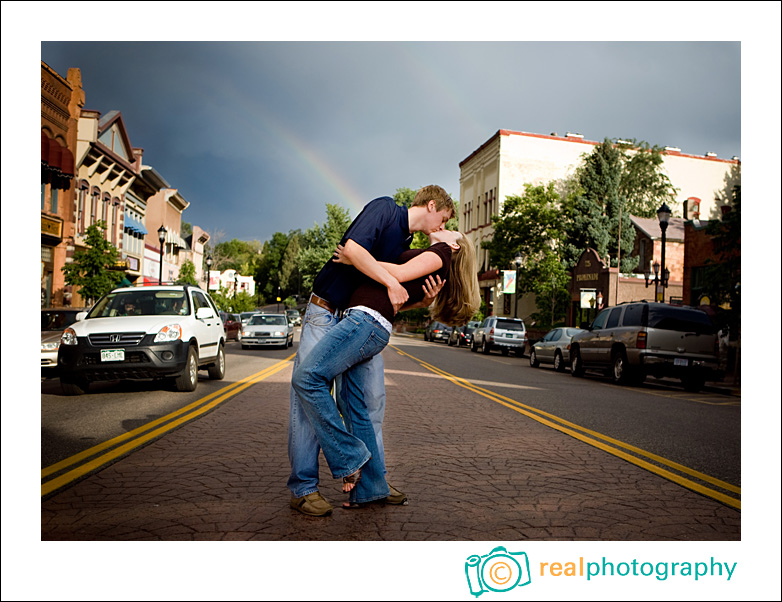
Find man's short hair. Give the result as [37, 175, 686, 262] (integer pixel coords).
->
[412, 184, 455, 217]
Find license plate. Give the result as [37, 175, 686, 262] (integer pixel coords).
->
[101, 348, 125, 362]
[506, 333, 513, 338]
[674, 358, 688, 367]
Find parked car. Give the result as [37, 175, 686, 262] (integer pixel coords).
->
[424, 321, 452, 343]
[41, 308, 88, 370]
[240, 311, 259, 326]
[569, 301, 721, 391]
[57, 285, 226, 395]
[529, 327, 582, 371]
[471, 316, 527, 356]
[219, 312, 243, 341]
[241, 313, 293, 349]
[286, 308, 302, 326]
[448, 320, 480, 347]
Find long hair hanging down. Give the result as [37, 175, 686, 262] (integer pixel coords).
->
[430, 233, 481, 327]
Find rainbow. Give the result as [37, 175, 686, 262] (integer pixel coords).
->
[207, 67, 368, 217]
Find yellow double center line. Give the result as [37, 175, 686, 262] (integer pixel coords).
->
[41, 355, 294, 497]
[391, 345, 741, 510]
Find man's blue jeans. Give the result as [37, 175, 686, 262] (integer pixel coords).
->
[287, 304, 388, 500]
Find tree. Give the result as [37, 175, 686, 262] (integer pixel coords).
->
[255, 231, 292, 302]
[562, 138, 674, 273]
[279, 231, 302, 298]
[176, 259, 198, 286]
[297, 203, 353, 291]
[701, 184, 741, 337]
[61, 221, 123, 305]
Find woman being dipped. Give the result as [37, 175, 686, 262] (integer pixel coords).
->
[290, 229, 480, 508]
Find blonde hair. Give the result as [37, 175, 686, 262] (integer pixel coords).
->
[430, 233, 481, 327]
[412, 184, 455, 217]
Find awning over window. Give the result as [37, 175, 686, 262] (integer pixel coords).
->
[41, 131, 75, 177]
[165, 230, 188, 249]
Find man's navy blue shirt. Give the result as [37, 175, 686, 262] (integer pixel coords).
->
[312, 196, 411, 310]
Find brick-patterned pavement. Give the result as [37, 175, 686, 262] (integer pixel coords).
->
[41, 340, 740, 541]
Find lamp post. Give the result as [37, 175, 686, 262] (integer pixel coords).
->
[205, 255, 212, 288]
[657, 202, 671, 303]
[644, 259, 670, 301]
[157, 225, 167, 285]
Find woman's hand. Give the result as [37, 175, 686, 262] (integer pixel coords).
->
[421, 275, 445, 306]
[332, 244, 352, 265]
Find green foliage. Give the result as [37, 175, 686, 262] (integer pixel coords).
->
[560, 138, 677, 272]
[176, 259, 198, 286]
[297, 203, 353, 291]
[254, 231, 292, 302]
[701, 184, 741, 337]
[210, 238, 262, 273]
[527, 250, 571, 328]
[61, 221, 123, 305]
[209, 286, 257, 313]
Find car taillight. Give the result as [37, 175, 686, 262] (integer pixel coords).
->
[636, 331, 647, 349]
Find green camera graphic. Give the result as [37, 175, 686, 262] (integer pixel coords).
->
[465, 546, 531, 597]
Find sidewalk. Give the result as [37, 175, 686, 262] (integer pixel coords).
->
[41, 337, 740, 541]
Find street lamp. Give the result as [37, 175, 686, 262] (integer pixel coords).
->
[657, 202, 671, 302]
[513, 252, 522, 318]
[157, 225, 167, 285]
[644, 259, 670, 300]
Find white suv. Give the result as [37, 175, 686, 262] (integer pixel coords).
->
[471, 316, 527, 357]
[57, 285, 225, 395]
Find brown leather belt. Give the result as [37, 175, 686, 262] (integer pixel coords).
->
[309, 293, 338, 314]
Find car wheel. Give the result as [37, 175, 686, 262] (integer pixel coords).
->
[236, 331, 242, 342]
[611, 350, 631, 385]
[207, 344, 226, 380]
[516, 347, 525, 358]
[241, 344, 249, 350]
[470, 339, 477, 352]
[175, 346, 199, 392]
[529, 348, 540, 368]
[61, 376, 89, 396]
[447, 336, 455, 347]
[501, 347, 509, 356]
[571, 349, 585, 377]
[480, 338, 491, 354]
[553, 351, 565, 372]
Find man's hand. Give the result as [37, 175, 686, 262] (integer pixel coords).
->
[387, 280, 409, 313]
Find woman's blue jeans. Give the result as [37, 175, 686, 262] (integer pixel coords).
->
[291, 308, 390, 503]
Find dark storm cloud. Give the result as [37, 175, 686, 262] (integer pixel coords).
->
[39, 40, 740, 244]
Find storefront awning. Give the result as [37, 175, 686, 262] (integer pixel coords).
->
[41, 131, 75, 177]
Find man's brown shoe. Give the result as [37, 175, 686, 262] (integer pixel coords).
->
[290, 491, 334, 516]
[386, 483, 408, 505]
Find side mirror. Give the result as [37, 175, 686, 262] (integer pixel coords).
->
[196, 307, 215, 320]
[75, 311, 87, 322]
[580, 321, 591, 330]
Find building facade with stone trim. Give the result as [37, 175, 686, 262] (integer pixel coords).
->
[458, 129, 740, 319]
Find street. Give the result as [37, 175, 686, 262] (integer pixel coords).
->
[41, 329, 740, 541]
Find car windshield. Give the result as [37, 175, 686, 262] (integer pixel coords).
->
[241, 312, 257, 321]
[496, 319, 524, 331]
[249, 315, 287, 326]
[41, 310, 80, 331]
[88, 291, 190, 317]
[647, 306, 715, 335]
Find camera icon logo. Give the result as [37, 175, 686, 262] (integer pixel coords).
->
[465, 546, 531, 597]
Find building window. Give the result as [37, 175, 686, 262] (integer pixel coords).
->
[90, 189, 99, 227]
[51, 188, 58, 214]
[41, 183, 46, 210]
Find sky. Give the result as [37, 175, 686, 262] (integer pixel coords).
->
[36, 33, 744, 245]
[4, 2, 782, 601]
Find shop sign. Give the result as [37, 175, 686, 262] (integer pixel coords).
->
[41, 216, 62, 238]
[501, 270, 517, 294]
[580, 290, 597, 309]
[126, 256, 139, 271]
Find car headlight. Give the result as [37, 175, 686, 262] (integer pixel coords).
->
[243, 330, 251, 336]
[273, 331, 286, 337]
[42, 341, 61, 351]
[61, 328, 78, 346]
[154, 324, 182, 342]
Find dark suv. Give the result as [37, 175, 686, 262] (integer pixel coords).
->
[569, 302, 721, 391]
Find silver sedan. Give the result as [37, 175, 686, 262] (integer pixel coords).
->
[529, 327, 582, 372]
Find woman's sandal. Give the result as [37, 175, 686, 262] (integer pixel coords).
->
[342, 468, 362, 493]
